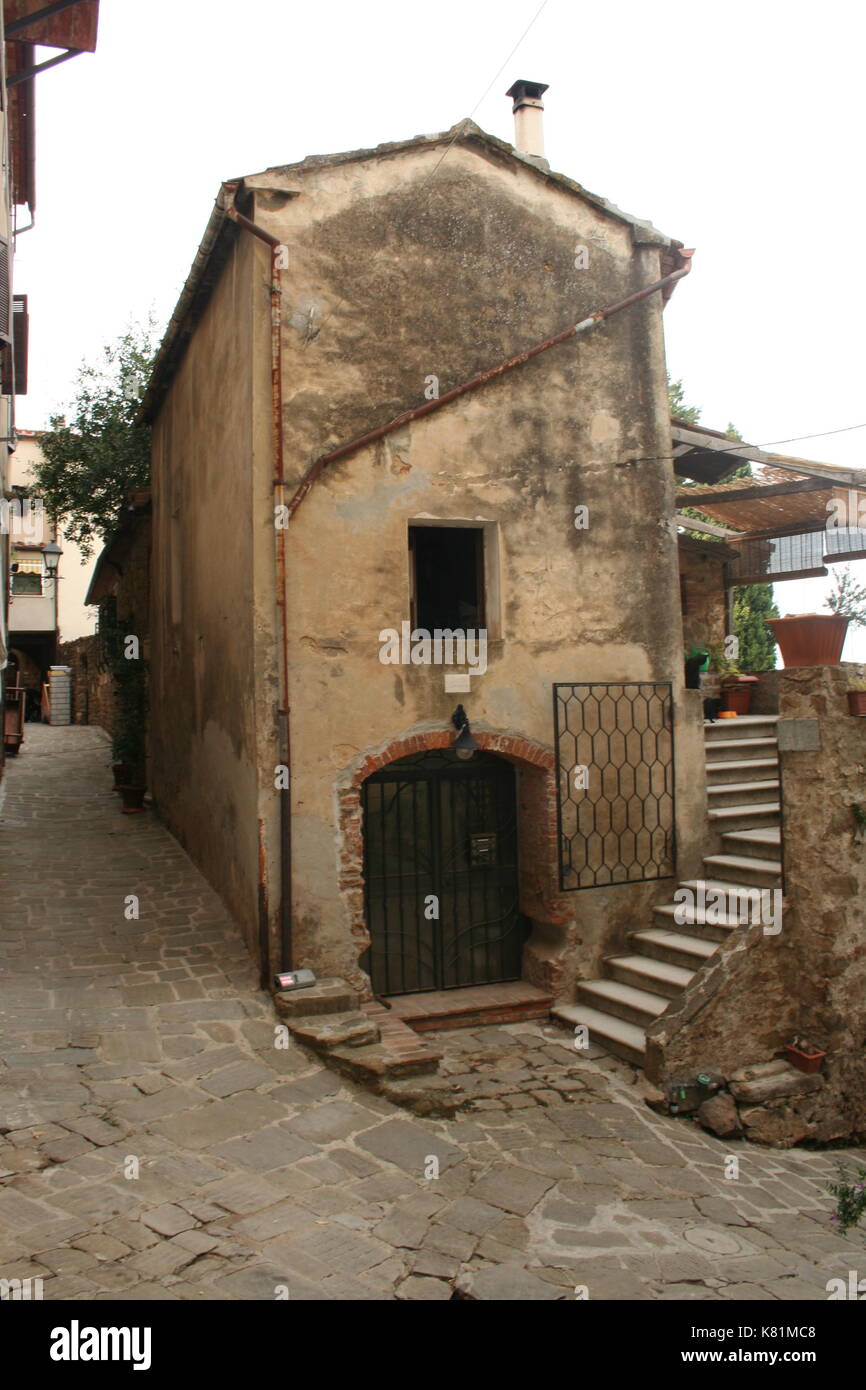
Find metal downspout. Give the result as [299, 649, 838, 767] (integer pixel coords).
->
[287, 252, 694, 519]
[225, 199, 293, 981]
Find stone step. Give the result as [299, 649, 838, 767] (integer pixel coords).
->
[550, 1002, 645, 1065]
[721, 827, 782, 858]
[707, 801, 781, 831]
[703, 715, 779, 741]
[707, 779, 780, 807]
[327, 1041, 442, 1083]
[629, 927, 718, 971]
[729, 1060, 822, 1106]
[678, 879, 783, 928]
[273, 977, 359, 1019]
[386, 982, 553, 1033]
[702, 852, 782, 888]
[605, 951, 695, 999]
[652, 901, 741, 942]
[286, 1010, 380, 1050]
[378, 1074, 466, 1118]
[575, 977, 669, 1028]
[705, 757, 779, 784]
[705, 737, 779, 761]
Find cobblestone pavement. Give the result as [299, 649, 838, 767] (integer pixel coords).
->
[1, 725, 864, 1302]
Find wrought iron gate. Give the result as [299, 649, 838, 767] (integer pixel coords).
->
[554, 682, 675, 891]
[361, 749, 528, 995]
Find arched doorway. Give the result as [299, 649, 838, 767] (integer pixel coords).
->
[361, 748, 529, 995]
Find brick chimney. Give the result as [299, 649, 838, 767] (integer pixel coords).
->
[506, 80, 549, 160]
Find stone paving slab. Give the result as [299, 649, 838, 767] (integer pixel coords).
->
[1, 726, 865, 1302]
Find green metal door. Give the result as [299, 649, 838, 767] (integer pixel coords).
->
[361, 749, 528, 995]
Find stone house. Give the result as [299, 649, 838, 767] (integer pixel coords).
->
[59, 489, 151, 735]
[6, 431, 99, 705]
[140, 84, 866, 1139]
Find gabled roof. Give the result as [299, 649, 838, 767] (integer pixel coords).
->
[84, 491, 151, 606]
[141, 121, 687, 424]
[239, 119, 681, 249]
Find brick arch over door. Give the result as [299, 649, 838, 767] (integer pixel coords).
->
[337, 728, 574, 997]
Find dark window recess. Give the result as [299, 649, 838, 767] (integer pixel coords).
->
[679, 574, 688, 614]
[410, 525, 484, 631]
[11, 568, 41, 595]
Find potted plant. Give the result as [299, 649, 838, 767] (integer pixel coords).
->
[827, 1162, 866, 1236]
[783, 1037, 827, 1074]
[709, 645, 758, 715]
[111, 653, 148, 814]
[767, 566, 866, 667]
[847, 677, 866, 717]
[111, 747, 131, 789]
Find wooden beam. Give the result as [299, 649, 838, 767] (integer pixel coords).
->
[732, 567, 828, 584]
[671, 423, 864, 487]
[675, 512, 739, 538]
[733, 522, 826, 542]
[676, 477, 830, 507]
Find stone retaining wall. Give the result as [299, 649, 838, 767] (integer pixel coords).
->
[57, 634, 115, 734]
[646, 662, 866, 1145]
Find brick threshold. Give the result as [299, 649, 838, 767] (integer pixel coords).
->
[361, 1000, 443, 1068]
[381, 982, 554, 1034]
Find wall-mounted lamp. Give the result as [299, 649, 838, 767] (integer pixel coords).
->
[451, 704, 480, 761]
[42, 540, 62, 578]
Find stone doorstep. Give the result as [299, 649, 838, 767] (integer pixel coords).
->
[273, 978, 359, 1019]
[269, 982, 443, 1096]
[327, 1042, 443, 1085]
[384, 983, 555, 1034]
[286, 1011, 379, 1051]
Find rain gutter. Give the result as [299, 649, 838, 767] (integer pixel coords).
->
[224, 196, 293, 981]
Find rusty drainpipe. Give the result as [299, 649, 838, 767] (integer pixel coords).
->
[287, 251, 695, 520]
[225, 196, 293, 982]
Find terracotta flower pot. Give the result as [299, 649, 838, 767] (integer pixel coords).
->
[118, 785, 147, 814]
[784, 1044, 826, 1075]
[766, 615, 849, 667]
[847, 691, 866, 717]
[721, 676, 758, 716]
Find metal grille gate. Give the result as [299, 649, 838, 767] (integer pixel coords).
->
[554, 682, 675, 892]
[361, 750, 528, 995]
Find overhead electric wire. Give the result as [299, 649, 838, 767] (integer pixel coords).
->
[310, 0, 552, 341]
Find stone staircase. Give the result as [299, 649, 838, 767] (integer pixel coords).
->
[272, 976, 474, 1114]
[552, 714, 782, 1066]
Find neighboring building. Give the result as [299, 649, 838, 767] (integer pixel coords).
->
[0, 0, 100, 772]
[6, 430, 97, 704]
[61, 489, 150, 734]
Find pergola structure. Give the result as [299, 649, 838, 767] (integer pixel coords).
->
[672, 419, 866, 586]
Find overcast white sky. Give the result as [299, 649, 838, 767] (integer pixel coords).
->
[14, 0, 866, 655]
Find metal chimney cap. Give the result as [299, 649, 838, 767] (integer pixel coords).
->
[506, 80, 549, 107]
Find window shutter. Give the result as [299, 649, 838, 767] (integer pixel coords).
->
[0, 238, 11, 346]
[2, 295, 28, 394]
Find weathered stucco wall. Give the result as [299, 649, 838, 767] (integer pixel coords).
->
[647, 663, 866, 1144]
[679, 537, 728, 657]
[149, 231, 277, 969]
[245, 141, 699, 993]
